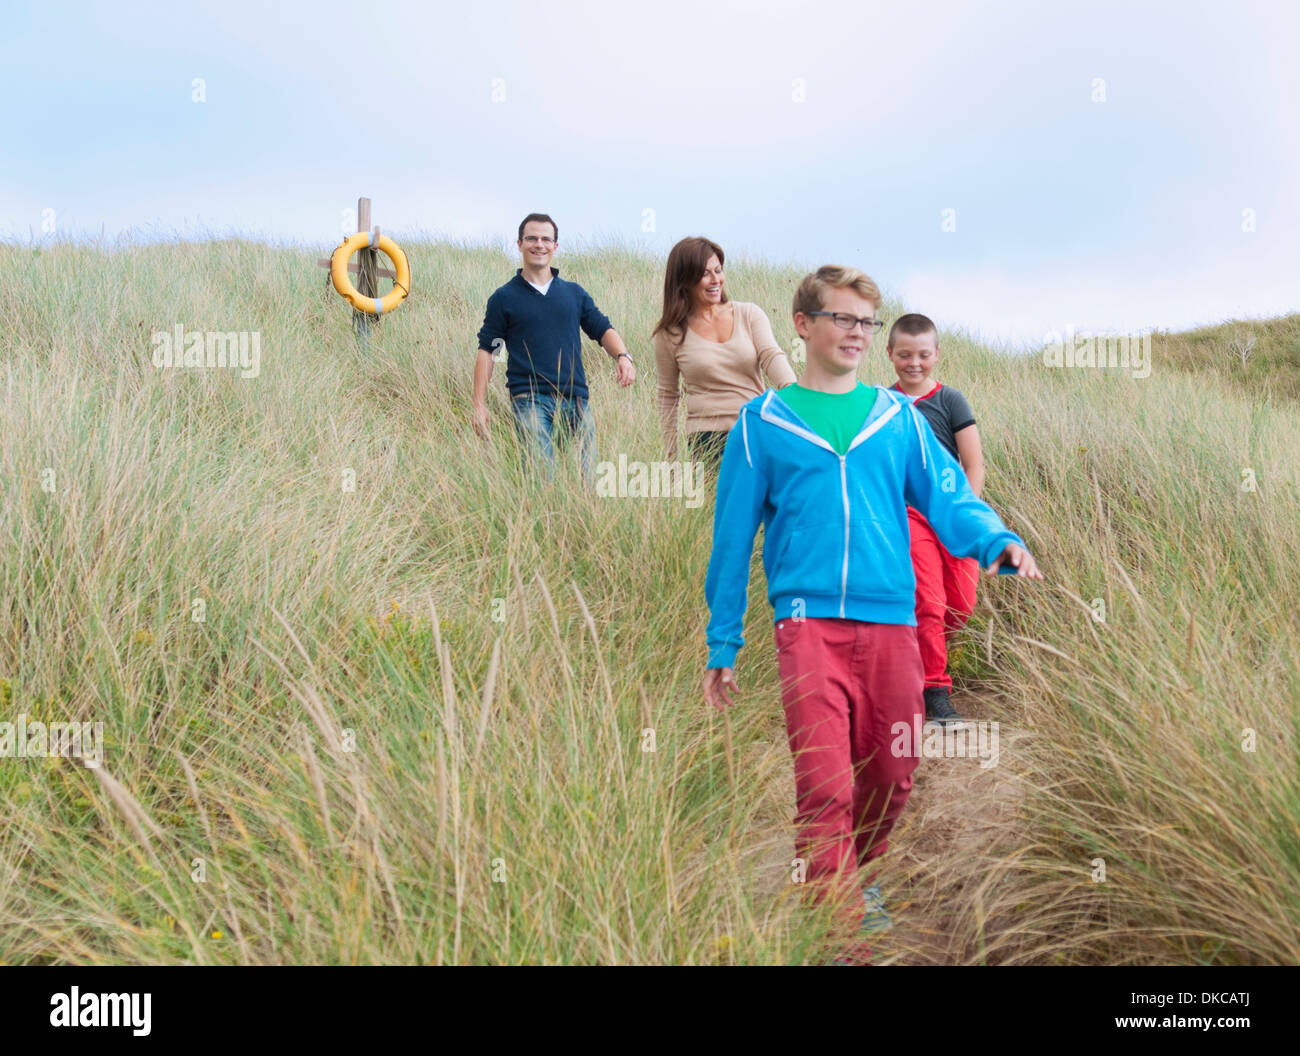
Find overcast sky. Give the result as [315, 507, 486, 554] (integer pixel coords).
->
[3, 0, 1297, 345]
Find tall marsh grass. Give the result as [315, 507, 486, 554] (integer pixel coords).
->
[0, 237, 1295, 963]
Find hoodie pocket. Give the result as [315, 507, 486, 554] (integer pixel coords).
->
[767, 520, 844, 600]
[844, 517, 912, 599]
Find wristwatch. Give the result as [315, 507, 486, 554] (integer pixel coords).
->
[617, 353, 633, 363]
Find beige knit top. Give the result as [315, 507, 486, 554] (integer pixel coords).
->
[654, 301, 797, 459]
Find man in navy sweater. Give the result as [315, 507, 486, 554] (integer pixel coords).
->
[473, 213, 635, 480]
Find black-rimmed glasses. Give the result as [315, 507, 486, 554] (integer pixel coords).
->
[807, 311, 884, 333]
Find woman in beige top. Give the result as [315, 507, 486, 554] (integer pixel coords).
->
[653, 236, 797, 463]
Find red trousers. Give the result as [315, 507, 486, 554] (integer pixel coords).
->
[907, 506, 978, 690]
[774, 617, 923, 925]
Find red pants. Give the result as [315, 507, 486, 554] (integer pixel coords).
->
[907, 506, 978, 690]
[774, 617, 923, 926]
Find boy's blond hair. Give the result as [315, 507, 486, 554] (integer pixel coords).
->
[792, 265, 882, 318]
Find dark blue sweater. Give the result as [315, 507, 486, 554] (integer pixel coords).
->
[476, 267, 613, 399]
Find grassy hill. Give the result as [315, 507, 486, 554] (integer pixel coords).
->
[0, 237, 1296, 964]
[1154, 313, 1300, 402]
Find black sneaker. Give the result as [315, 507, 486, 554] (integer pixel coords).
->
[923, 686, 966, 726]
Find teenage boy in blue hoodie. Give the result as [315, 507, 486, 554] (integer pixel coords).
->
[701, 266, 1041, 961]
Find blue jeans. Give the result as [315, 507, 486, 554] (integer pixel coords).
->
[509, 391, 596, 481]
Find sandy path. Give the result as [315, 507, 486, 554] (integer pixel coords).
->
[871, 689, 1028, 964]
[744, 689, 1029, 964]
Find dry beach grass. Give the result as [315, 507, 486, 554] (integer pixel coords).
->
[0, 238, 1296, 964]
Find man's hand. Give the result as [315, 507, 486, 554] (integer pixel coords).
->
[472, 349, 495, 438]
[704, 667, 739, 711]
[989, 543, 1042, 579]
[600, 330, 635, 387]
[615, 355, 635, 387]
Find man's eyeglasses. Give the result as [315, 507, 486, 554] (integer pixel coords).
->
[808, 311, 884, 333]
[522, 236, 556, 246]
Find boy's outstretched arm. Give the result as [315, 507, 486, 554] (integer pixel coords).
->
[955, 424, 986, 497]
[902, 405, 1042, 579]
[703, 409, 768, 708]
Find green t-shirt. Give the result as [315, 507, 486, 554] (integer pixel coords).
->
[776, 381, 879, 455]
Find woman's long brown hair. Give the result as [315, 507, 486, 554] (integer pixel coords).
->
[653, 236, 729, 346]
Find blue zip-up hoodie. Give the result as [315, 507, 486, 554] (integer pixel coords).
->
[704, 385, 1024, 670]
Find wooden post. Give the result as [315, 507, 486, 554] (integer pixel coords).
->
[318, 195, 397, 347]
[354, 196, 377, 343]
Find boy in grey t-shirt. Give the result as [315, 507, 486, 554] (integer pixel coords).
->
[886, 314, 986, 725]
